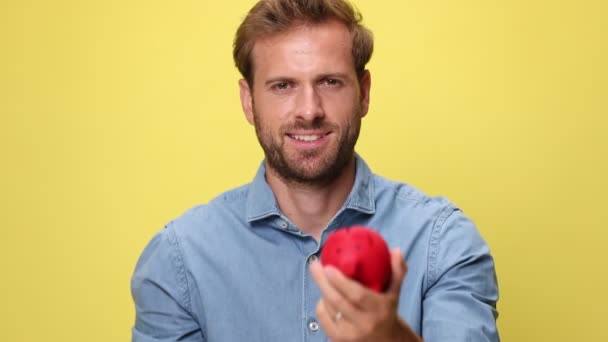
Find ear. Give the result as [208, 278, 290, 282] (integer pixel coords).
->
[239, 79, 255, 125]
[359, 70, 371, 118]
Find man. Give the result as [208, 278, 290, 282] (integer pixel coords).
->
[131, 0, 499, 341]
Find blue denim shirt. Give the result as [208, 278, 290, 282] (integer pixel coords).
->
[131, 156, 499, 341]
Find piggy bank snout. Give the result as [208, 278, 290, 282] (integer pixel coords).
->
[335, 253, 359, 278]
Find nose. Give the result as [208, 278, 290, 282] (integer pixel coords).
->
[295, 84, 324, 121]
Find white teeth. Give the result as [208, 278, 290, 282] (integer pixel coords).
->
[291, 135, 322, 142]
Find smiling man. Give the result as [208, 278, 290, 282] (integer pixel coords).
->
[238, 18, 369, 241]
[131, 1, 499, 341]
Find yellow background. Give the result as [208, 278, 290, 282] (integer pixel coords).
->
[1, 0, 606, 341]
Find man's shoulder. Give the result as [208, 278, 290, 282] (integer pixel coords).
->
[167, 182, 253, 233]
[371, 173, 456, 212]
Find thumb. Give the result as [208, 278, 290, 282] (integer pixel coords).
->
[386, 248, 407, 295]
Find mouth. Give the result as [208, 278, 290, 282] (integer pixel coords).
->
[285, 131, 332, 148]
[288, 134, 325, 142]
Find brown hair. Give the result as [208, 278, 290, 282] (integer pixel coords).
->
[233, 0, 374, 87]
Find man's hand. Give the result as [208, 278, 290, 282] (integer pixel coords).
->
[310, 248, 423, 342]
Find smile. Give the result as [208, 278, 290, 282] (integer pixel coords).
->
[289, 134, 324, 142]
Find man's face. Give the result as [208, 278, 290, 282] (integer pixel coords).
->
[239, 20, 371, 186]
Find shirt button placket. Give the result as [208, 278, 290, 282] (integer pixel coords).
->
[303, 241, 323, 340]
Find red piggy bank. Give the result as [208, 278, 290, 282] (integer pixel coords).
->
[320, 226, 392, 292]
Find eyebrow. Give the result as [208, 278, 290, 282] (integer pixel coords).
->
[317, 72, 351, 81]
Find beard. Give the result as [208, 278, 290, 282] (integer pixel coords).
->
[253, 110, 361, 188]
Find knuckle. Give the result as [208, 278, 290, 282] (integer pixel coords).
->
[351, 290, 366, 304]
[328, 294, 346, 308]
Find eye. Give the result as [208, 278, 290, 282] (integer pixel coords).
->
[321, 78, 342, 88]
[272, 82, 290, 91]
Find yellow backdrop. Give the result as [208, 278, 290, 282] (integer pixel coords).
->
[1, 0, 606, 341]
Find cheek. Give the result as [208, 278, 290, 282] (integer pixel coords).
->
[322, 92, 360, 116]
[254, 94, 294, 121]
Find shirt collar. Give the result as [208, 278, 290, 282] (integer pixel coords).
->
[246, 154, 376, 222]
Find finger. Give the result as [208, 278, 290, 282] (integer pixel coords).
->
[386, 248, 408, 295]
[316, 299, 358, 342]
[311, 262, 361, 320]
[310, 261, 341, 302]
[324, 265, 380, 310]
[316, 300, 341, 341]
[316, 299, 338, 331]
[310, 262, 348, 314]
[313, 289, 338, 326]
[315, 299, 331, 326]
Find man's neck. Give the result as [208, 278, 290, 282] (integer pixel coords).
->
[265, 159, 357, 241]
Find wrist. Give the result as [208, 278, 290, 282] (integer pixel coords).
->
[392, 318, 423, 342]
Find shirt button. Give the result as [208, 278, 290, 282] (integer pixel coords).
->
[308, 255, 318, 263]
[309, 321, 319, 332]
[279, 221, 288, 229]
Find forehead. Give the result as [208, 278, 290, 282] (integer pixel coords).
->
[250, 20, 355, 80]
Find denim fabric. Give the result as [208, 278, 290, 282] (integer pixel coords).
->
[131, 156, 499, 341]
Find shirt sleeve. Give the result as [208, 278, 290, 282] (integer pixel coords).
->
[422, 207, 500, 342]
[131, 224, 204, 342]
